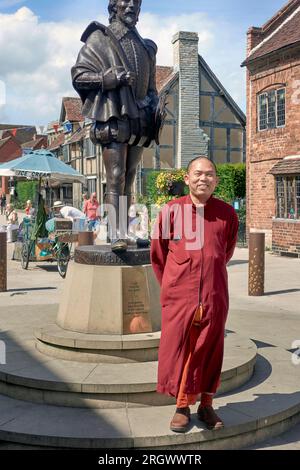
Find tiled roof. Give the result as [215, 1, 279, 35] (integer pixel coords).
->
[1, 127, 36, 145]
[62, 97, 84, 122]
[156, 66, 174, 92]
[0, 137, 11, 149]
[0, 124, 32, 130]
[262, 0, 299, 33]
[244, 2, 300, 65]
[47, 133, 65, 151]
[0, 136, 22, 162]
[269, 156, 300, 175]
[21, 136, 47, 150]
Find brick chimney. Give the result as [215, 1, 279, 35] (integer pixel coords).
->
[247, 27, 263, 56]
[172, 31, 208, 168]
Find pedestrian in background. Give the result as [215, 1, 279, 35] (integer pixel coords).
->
[81, 193, 88, 212]
[0, 193, 6, 216]
[83, 192, 100, 231]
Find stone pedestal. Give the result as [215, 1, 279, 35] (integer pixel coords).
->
[78, 231, 94, 246]
[57, 246, 161, 335]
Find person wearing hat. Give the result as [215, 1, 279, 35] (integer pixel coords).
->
[52, 201, 85, 221]
[46, 201, 86, 234]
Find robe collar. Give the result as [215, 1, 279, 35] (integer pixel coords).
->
[186, 193, 214, 210]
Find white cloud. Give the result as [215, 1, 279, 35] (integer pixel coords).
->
[0, 79, 6, 106]
[0, 7, 246, 125]
[139, 12, 215, 65]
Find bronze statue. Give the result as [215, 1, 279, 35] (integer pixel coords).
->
[72, 0, 160, 251]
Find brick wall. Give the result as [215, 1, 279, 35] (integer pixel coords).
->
[272, 219, 300, 256]
[246, 44, 300, 247]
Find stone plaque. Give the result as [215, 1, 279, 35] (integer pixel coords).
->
[123, 268, 152, 334]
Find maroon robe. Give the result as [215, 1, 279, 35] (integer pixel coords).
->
[151, 194, 239, 397]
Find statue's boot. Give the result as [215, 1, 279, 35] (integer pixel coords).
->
[126, 193, 150, 248]
[125, 193, 138, 246]
[105, 191, 127, 252]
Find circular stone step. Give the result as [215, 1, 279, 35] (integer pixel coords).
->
[0, 348, 298, 450]
[35, 325, 160, 363]
[0, 333, 256, 408]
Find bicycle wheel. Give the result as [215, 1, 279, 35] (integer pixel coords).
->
[57, 245, 70, 278]
[21, 240, 32, 270]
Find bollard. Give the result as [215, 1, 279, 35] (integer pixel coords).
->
[0, 232, 7, 292]
[248, 232, 265, 296]
[78, 231, 94, 247]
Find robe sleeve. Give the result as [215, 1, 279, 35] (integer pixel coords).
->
[150, 210, 169, 286]
[226, 210, 239, 264]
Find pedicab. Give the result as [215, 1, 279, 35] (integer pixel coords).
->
[20, 198, 75, 278]
[0, 149, 86, 278]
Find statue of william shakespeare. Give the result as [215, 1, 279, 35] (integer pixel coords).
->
[72, 0, 164, 252]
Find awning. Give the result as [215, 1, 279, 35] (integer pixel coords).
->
[269, 156, 300, 175]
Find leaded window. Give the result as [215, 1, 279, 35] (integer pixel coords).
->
[275, 175, 300, 219]
[258, 94, 267, 130]
[296, 176, 300, 218]
[268, 90, 276, 129]
[276, 176, 285, 219]
[258, 88, 285, 131]
[286, 177, 295, 218]
[277, 89, 286, 127]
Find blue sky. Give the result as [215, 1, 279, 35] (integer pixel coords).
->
[0, 0, 286, 27]
[0, 0, 290, 125]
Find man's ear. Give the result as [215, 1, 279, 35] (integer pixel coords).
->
[215, 176, 220, 186]
[184, 174, 189, 187]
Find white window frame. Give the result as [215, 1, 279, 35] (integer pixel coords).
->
[275, 175, 300, 220]
[258, 88, 286, 131]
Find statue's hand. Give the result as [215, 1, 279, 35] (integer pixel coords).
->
[102, 68, 126, 91]
[102, 69, 135, 91]
[120, 71, 136, 87]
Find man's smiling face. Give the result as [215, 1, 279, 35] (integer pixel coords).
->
[184, 158, 219, 204]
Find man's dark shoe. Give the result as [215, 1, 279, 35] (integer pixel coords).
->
[170, 407, 191, 433]
[197, 405, 224, 430]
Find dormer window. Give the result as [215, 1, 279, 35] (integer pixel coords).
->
[258, 88, 285, 131]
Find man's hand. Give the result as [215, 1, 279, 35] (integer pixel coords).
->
[102, 68, 135, 91]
